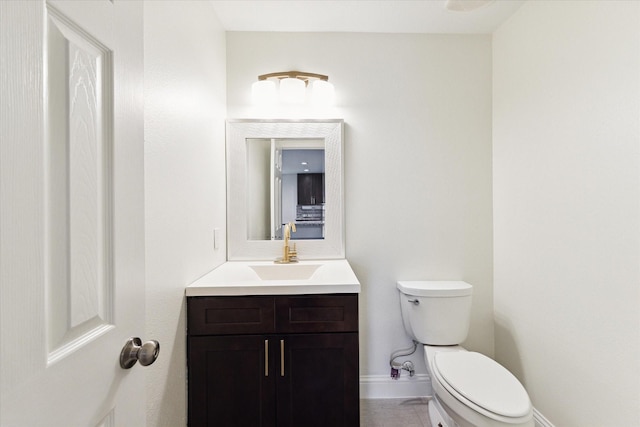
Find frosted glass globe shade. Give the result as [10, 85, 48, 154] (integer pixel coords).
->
[279, 78, 306, 104]
[251, 80, 276, 106]
[311, 80, 335, 106]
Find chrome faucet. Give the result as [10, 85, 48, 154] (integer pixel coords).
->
[276, 222, 298, 264]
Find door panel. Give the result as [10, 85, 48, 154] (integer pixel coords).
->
[46, 0, 116, 364]
[0, 1, 145, 425]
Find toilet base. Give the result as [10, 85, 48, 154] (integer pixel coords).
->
[429, 397, 459, 427]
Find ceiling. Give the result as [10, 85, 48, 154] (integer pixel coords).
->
[209, 0, 526, 34]
[282, 149, 325, 174]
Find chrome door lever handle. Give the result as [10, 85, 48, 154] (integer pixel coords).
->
[120, 337, 160, 369]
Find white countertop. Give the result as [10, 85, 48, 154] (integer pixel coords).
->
[185, 259, 361, 296]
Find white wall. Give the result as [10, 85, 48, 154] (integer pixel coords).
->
[493, 1, 640, 425]
[227, 32, 494, 389]
[144, 2, 226, 425]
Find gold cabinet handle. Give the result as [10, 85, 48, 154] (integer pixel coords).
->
[265, 340, 269, 377]
[280, 339, 285, 377]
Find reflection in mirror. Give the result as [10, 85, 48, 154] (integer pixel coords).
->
[246, 138, 325, 241]
[226, 119, 344, 260]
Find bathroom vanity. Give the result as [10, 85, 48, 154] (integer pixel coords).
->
[187, 120, 358, 425]
[186, 260, 360, 427]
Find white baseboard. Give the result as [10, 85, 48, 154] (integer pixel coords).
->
[359, 374, 432, 399]
[533, 408, 555, 427]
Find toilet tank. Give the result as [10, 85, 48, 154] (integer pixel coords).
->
[397, 281, 472, 345]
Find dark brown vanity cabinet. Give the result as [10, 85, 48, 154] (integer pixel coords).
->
[187, 294, 359, 427]
[297, 173, 324, 205]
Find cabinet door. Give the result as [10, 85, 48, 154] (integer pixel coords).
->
[188, 335, 276, 427]
[297, 173, 324, 205]
[312, 173, 324, 204]
[277, 333, 359, 427]
[297, 173, 312, 205]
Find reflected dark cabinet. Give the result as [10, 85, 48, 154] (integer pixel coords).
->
[187, 294, 359, 427]
[297, 173, 324, 205]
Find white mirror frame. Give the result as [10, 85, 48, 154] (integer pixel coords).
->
[226, 119, 345, 260]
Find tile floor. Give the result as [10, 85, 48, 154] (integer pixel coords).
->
[360, 398, 433, 427]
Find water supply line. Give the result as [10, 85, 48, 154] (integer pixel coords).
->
[389, 340, 418, 379]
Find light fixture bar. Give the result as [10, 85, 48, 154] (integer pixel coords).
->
[252, 71, 335, 106]
[258, 71, 329, 84]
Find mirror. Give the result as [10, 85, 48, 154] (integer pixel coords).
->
[227, 120, 344, 260]
[246, 138, 325, 241]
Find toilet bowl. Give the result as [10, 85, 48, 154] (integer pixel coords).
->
[424, 345, 533, 427]
[397, 281, 534, 427]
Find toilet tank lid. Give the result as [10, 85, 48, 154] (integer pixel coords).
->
[397, 281, 472, 297]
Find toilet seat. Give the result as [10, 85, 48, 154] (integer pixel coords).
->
[432, 351, 531, 421]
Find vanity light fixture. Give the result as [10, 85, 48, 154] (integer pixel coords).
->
[444, 0, 495, 12]
[251, 71, 335, 106]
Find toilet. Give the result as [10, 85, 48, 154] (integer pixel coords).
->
[397, 281, 534, 427]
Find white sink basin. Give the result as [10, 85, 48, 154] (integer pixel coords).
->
[250, 264, 321, 280]
[185, 260, 361, 296]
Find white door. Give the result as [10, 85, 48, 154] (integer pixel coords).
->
[0, 1, 147, 426]
[271, 140, 283, 240]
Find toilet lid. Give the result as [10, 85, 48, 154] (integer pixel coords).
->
[433, 351, 531, 418]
